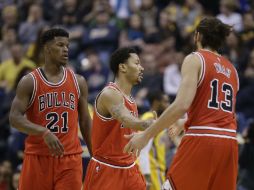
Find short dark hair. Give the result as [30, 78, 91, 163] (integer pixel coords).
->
[110, 47, 137, 75]
[196, 17, 231, 50]
[40, 28, 69, 46]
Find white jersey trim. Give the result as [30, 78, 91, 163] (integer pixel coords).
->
[184, 133, 237, 140]
[162, 179, 174, 190]
[193, 52, 205, 87]
[69, 69, 81, 99]
[94, 89, 114, 121]
[91, 157, 135, 169]
[27, 73, 37, 109]
[109, 82, 135, 104]
[37, 67, 67, 87]
[232, 66, 240, 91]
[189, 126, 236, 133]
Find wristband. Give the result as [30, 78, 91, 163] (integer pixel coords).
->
[42, 129, 50, 138]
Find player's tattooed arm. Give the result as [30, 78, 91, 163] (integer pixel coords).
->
[99, 88, 155, 131]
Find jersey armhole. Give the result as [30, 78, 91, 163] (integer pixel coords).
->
[69, 69, 81, 99]
[232, 66, 240, 91]
[94, 86, 120, 121]
[192, 52, 205, 87]
[27, 73, 37, 109]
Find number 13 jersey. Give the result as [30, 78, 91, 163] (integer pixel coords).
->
[25, 67, 82, 155]
[185, 49, 239, 132]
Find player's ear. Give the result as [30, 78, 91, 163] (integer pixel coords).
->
[44, 45, 49, 54]
[119, 63, 126, 73]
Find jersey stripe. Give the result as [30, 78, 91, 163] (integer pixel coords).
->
[69, 69, 80, 98]
[189, 126, 236, 133]
[94, 90, 114, 121]
[184, 133, 237, 140]
[232, 66, 240, 91]
[92, 157, 135, 169]
[27, 73, 37, 109]
[193, 52, 205, 87]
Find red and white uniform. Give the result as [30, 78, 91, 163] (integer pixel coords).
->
[164, 49, 239, 190]
[83, 82, 146, 190]
[19, 67, 83, 190]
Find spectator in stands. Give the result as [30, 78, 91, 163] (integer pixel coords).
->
[221, 31, 249, 73]
[119, 13, 145, 49]
[239, 11, 254, 49]
[0, 42, 35, 93]
[0, 160, 12, 190]
[139, 91, 170, 190]
[217, 0, 243, 32]
[176, 0, 203, 39]
[10, 170, 21, 190]
[238, 120, 254, 190]
[138, 0, 159, 43]
[77, 49, 110, 103]
[163, 51, 184, 101]
[0, 5, 19, 32]
[0, 26, 17, 63]
[26, 26, 49, 67]
[82, 6, 119, 66]
[236, 49, 254, 119]
[54, 0, 84, 59]
[18, 4, 47, 47]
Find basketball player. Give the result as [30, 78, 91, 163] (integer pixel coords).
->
[124, 17, 239, 190]
[138, 91, 169, 190]
[83, 47, 155, 190]
[9, 28, 92, 190]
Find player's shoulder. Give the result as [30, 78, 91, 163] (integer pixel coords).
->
[184, 52, 202, 63]
[19, 73, 34, 86]
[100, 85, 121, 98]
[98, 86, 123, 105]
[16, 73, 34, 94]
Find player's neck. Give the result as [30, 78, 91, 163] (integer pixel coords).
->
[114, 79, 132, 96]
[42, 64, 63, 76]
[201, 47, 221, 57]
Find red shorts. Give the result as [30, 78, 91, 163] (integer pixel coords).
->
[165, 136, 238, 190]
[19, 154, 82, 190]
[83, 157, 146, 190]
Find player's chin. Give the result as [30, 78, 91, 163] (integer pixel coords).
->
[136, 78, 142, 84]
[60, 60, 68, 66]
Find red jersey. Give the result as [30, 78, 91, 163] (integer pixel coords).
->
[92, 82, 138, 166]
[185, 49, 239, 138]
[25, 67, 82, 155]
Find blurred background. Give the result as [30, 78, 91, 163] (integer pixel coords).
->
[0, 0, 253, 189]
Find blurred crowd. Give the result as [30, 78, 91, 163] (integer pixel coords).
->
[0, 0, 254, 189]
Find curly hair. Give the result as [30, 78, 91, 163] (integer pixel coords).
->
[109, 47, 137, 76]
[40, 28, 69, 46]
[196, 17, 232, 50]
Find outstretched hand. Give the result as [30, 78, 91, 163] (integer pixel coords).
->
[123, 132, 149, 157]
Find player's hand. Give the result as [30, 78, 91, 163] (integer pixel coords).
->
[123, 132, 149, 157]
[43, 131, 64, 157]
[151, 110, 157, 120]
[168, 125, 182, 139]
